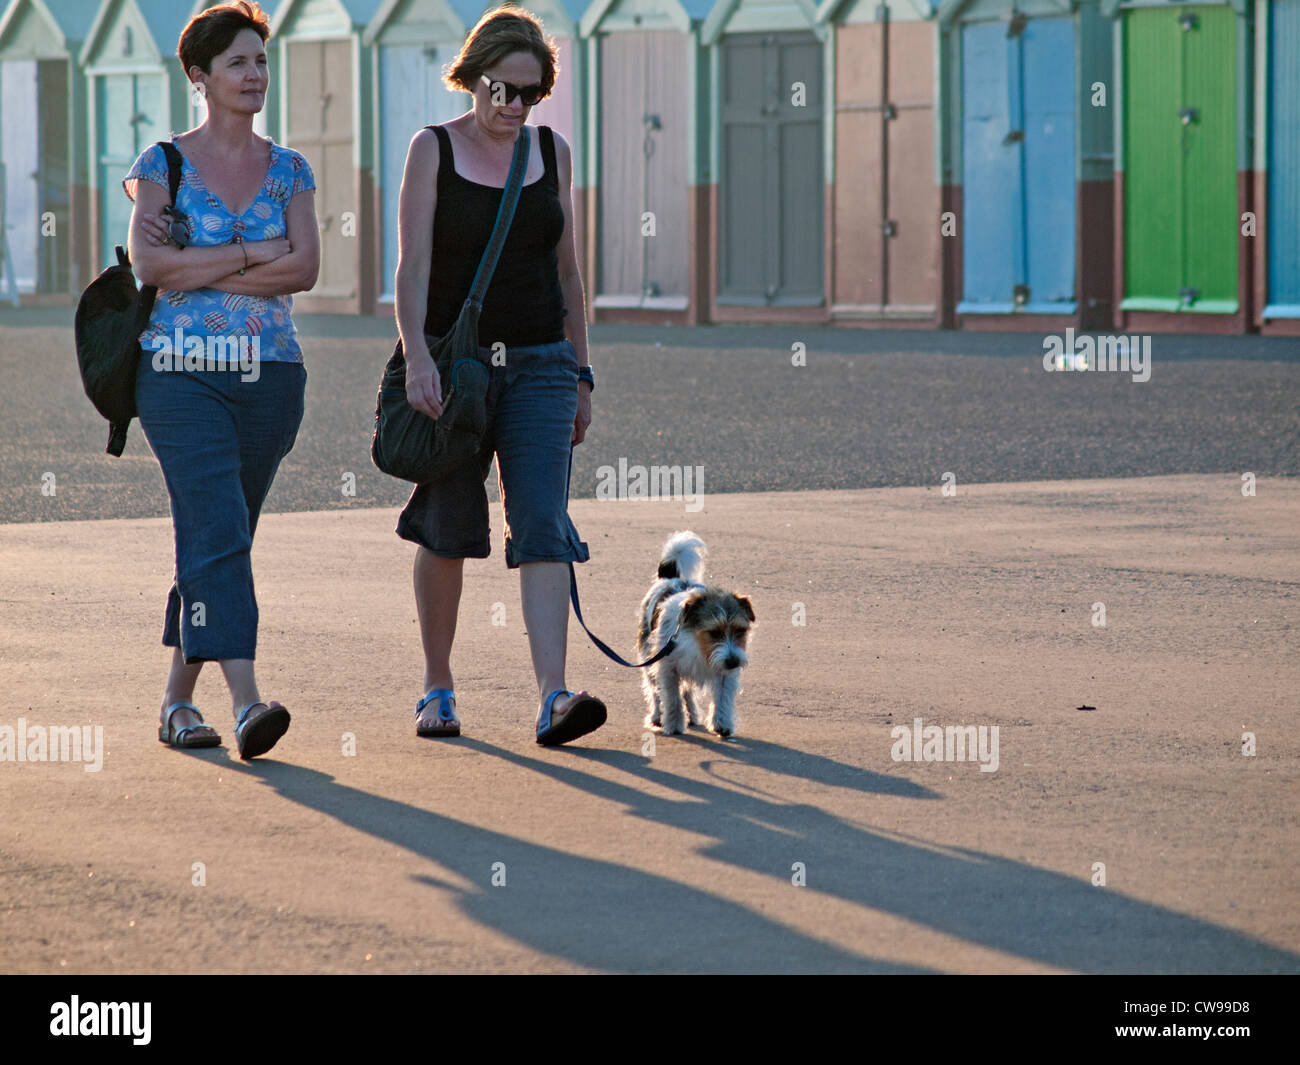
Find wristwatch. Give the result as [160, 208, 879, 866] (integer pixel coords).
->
[576, 365, 594, 392]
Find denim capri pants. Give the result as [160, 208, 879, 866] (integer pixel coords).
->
[134, 351, 306, 663]
[397, 338, 590, 568]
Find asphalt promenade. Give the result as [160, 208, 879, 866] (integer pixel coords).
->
[0, 312, 1296, 972]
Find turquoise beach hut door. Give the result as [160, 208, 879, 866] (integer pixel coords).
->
[959, 16, 1076, 314]
[97, 70, 162, 269]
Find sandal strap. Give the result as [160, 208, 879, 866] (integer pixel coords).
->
[416, 688, 457, 721]
[537, 689, 573, 733]
[174, 722, 215, 741]
[235, 702, 269, 729]
[163, 701, 202, 731]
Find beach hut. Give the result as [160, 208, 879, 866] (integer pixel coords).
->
[826, 0, 943, 327]
[580, 0, 717, 324]
[80, 0, 197, 274]
[1254, 0, 1299, 336]
[701, 0, 830, 323]
[941, 0, 1114, 331]
[1108, 0, 1250, 334]
[272, 0, 382, 314]
[0, 0, 97, 301]
[365, 0, 486, 308]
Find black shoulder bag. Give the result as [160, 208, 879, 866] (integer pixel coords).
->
[371, 125, 530, 485]
[74, 141, 182, 456]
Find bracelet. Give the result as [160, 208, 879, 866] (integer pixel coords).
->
[238, 240, 248, 276]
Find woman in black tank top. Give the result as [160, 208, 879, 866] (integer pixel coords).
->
[388, 8, 604, 746]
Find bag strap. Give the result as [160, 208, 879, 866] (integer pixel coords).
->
[464, 125, 531, 307]
[114, 142, 182, 271]
[561, 442, 679, 669]
[157, 140, 182, 207]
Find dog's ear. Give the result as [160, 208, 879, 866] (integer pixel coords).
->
[735, 594, 756, 622]
[680, 590, 705, 627]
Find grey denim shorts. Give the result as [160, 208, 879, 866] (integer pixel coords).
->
[396, 338, 590, 568]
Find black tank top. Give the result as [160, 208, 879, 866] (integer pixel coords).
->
[425, 123, 567, 346]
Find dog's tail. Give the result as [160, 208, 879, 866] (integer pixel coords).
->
[657, 531, 707, 583]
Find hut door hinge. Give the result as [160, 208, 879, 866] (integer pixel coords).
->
[1013, 284, 1030, 307]
[882, 103, 897, 121]
[1003, 129, 1025, 145]
[1007, 12, 1028, 38]
[1179, 107, 1199, 126]
[882, 220, 898, 238]
[1179, 13, 1199, 32]
[1179, 287, 1199, 306]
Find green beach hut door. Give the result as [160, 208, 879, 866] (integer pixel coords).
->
[1122, 4, 1237, 314]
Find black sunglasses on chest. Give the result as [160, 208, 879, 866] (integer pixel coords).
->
[161, 204, 191, 248]
[480, 74, 545, 107]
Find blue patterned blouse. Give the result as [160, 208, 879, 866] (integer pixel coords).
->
[123, 136, 316, 363]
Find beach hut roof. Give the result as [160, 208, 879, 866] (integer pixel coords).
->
[581, 0, 719, 37]
[271, 0, 383, 35]
[365, 1, 596, 47]
[1099, 0, 1245, 15]
[701, 0, 824, 44]
[0, 0, 98, 52]
[936, 0, 1075, 23]
[80, 0, 199, 65]
[817, 0, 935, 19]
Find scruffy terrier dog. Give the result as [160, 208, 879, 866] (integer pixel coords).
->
[638, 532, 756, 737]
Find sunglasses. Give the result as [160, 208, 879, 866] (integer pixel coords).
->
[480, 75, 545, 107]
[161, 205, 191, 248]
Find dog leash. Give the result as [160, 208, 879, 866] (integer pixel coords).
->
[564, 442, 678, 669]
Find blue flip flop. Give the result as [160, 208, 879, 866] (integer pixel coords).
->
[416, 688, 460, 737]
[536, 688, 606, 747]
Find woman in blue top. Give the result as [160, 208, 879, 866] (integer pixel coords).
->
[124, 1, 319, 759]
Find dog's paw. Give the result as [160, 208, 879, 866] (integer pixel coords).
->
[712, 726, 734, 738]
[660, 722, 685, 736]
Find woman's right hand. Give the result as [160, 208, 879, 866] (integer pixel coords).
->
[249, 237, 292, 266]
[404, 345, 444, 419]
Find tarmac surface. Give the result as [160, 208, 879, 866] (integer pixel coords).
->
[1, 308, 1297, 522]
[0, 313, 1296, 973]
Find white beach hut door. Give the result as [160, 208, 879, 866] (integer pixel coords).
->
[378, 42, 459, 303]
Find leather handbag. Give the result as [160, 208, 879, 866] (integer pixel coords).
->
[371, 125, 531, 484]
[74, 141, 182, 456]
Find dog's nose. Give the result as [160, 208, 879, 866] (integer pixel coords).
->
[724, 655, 740, 670]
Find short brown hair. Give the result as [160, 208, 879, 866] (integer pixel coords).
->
[443, 5, 559, 99]
[178, 1, 271, 80]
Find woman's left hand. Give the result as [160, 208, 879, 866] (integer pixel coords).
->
[139, 210, 171, 247]
[573, 383, 592, 445]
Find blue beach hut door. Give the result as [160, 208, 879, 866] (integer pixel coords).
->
[959, 16, 1077, 315]
[1265, 0, 1300, 320]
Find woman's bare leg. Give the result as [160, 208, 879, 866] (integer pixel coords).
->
[158, 648, 207, 733]
[519, 561, 586, 716]
[414, 547, 463, 727]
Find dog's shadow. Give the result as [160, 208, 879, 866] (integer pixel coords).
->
[455, 739, 1300, 974]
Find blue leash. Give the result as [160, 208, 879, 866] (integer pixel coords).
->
[564, 441, 677, 669]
